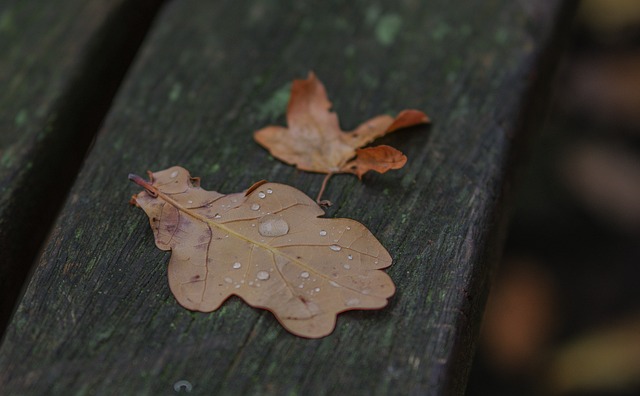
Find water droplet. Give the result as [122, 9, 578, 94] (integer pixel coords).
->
[224, 277, 233, 284]
[319, 230, 327, 236]
[187, 200, 193, 204]
[235, 284, 241, 289]
[256, 271, 270, 280]
[329, 281, 340, 287]
[251, 223, 256, 227]
[173, 380, 192, 392]
[329, 245, 342, 251]
[258, 216, 289, 237]
[346, 226, 351, 231]
[250, 203, 260, 211]
[232, 262, 241, 269]
[214, 214, 221, 219]
[343, 263, 351, 270]
[314, 287, 320, 292]
[170, 171, 178, 178]
[347, 255, 353, 260]
[298, 284, 304, 288]
[248, 281, 254, 286]
[258, 192, 266, 199]
[362, 289, 371, 295]
[346, 298, 360, 306]
[300, 271, 310, 278]
[266, 188, 273, 194]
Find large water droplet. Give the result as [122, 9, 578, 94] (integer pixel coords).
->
[224, 277, 233, 284]
[256, 270, 270, 280]
[347, 255, 353, 260]
[300, 271, 310, 278]
[314, 287, 320, 292]
[329, 245, 341, 251]
[170, 171, 178, 178]
[266, 188, 273, 194]
[250, 203, 260, 211]
[319, 230, 327, 236]
[258, 216, 289, 237]
[258, 192, 266, 199]
[232, 262, 242, 269]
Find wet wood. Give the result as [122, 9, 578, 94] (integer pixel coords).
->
[0, 0, 163, 333]
[0, 1, 572, 394]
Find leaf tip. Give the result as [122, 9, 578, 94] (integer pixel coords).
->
[385, 109, 431, 134]
[129, 194, 140, 207]
[245, 180, 269, 196]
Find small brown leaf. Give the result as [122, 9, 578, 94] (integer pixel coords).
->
[343, 145, 408, 179]
[130, 166, 395, 338]
[254, 72, 429, 201]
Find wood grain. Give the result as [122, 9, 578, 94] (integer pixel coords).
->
[0, 0, 570, 394]
[0, 0, 163, 333]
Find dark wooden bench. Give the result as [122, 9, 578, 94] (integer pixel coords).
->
[0, 1, 573, 394]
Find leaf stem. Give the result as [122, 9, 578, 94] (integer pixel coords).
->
[316, 172, 334, 206]
[128, 173, 158, 197]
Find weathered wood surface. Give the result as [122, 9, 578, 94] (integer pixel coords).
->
[0, 0, 163, 333]
[0, 0, 569, 394]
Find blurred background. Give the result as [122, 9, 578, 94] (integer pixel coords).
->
[466, 1, 640, 395]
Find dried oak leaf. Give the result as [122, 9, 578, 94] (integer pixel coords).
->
[254, 72, 429, 200]
[130, 166, 395, 338]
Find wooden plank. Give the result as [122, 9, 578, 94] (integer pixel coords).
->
[0, 0, 163, 332]
[0, 0, 571, 394]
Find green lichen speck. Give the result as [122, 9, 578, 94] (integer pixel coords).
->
[257, 82, 291, 120]
[169, 83, 182, 102]
[0, 11, 15, 33]
[14, 109, 28, 127]
[375, 14, 402, 46]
